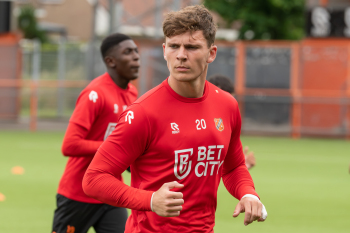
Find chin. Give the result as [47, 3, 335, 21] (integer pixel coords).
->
[129, 75, 138, 80]
[172, 73, 199, 82]
[126, 73, 139, 80]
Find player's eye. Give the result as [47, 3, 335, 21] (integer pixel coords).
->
[124, 49, 132, 54]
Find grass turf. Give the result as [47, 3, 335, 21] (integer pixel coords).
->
[0, 131, 349, 233]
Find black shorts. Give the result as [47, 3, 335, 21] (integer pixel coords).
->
[52, 194, 128, 233]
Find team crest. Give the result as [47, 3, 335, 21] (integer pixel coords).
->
[174, 148, 193, 180]
[214, 118, 224, 132]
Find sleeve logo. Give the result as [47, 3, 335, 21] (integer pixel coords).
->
[125, 111, 134, 124]
[89, 91, 98, 103]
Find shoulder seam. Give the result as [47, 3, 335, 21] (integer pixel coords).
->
[136, 84, 165, 104]
[134, 103, 152, 152]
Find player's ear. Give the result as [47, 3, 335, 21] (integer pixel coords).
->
[104, 56, 116, 68]
[162, 43, 167, 61]
[206, 44, 217, 64]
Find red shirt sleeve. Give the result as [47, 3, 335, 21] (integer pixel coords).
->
[222, 102, 259, 200]
[61, 122, 103, 157]
[70, 88, 102, 130]
[83, 103, 153, 210]
[61, 89, 104, 157]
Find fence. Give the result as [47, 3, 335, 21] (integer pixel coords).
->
[0, 36, 349, 138]
[135, 39, 350, 138]
[0, 33, 21, 122]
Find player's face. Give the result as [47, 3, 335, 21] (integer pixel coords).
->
[163, 30, 217, 83]
[109, 40, 140, 80]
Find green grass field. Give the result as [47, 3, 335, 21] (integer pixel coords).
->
[0, 131, 349, 233]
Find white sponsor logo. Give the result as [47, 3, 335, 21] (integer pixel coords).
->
[171, 122, 180, 134]
[125, 111, 134, 124]
[114, 104, 119, 114]
[89, 90, 98, 103]
[123, 105, 128, 111]
[344, 7, 350, 37]
[104, 122, 117, 140]
[174, 145, 224, 179]
[311, 7, 331, 37]
[174, 148, 193, 180]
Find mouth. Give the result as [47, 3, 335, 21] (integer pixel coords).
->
[130, 66, 140, 71]
[175, 66, 189, 72]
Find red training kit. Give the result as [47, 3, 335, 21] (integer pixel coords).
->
[83, 79, 258, 231]
[58, 72, 137, 203]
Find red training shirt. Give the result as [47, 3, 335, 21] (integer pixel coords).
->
[58, 72, 137, 203]
[83, 78, 258, 231]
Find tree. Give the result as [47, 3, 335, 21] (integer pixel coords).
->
[18, 5, 47, 43]
[203, 0, 305, 40]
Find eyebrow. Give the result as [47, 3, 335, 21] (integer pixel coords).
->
[167, 42, 202, 47]
[121, 46, 138, 51]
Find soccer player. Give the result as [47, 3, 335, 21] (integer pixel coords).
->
[207, 74, 235, 95]
[83, 5, 267, 232]
[52, 33, 139, 233]
[208, 74, 256, 169]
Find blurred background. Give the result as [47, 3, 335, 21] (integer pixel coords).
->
[1, 0, 349, 137]
[0, 0, 349, 233]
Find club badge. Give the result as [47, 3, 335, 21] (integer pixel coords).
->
[214, 118, 224, 132]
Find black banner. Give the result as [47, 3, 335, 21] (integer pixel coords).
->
[0, 1, 11, 34]
[306, 7, 350, 38]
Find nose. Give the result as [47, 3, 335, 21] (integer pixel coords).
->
[176, 46, 187, 62]
[132, 50, 140, 61]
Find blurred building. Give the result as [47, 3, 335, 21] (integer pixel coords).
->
[14, 0, 95, 41]
[307, 0, 350, 8]
[13, 0, 235, 41]
[12, 0, 190, 40]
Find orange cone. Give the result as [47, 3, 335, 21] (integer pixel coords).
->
[0, 193, 5, 202]
[11, 166, 24, 175]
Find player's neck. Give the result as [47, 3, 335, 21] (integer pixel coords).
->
[168, 75, 206, 98]
[108, 71, 129, 89]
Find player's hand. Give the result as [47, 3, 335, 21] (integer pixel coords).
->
[152, 181, 184, 217]
[233, 196, 267, 226]
[244, 146, 256, 169]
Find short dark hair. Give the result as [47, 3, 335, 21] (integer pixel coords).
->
[208, 74, 234, 94]
[162, 5, 217, 48]
[100, 33, 131, 58]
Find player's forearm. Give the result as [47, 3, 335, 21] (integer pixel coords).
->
[83, 166, 153, 211]
[62, 139, 102, 157]
[61, 122, 103, 157]
[222, 164, 259, 200]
